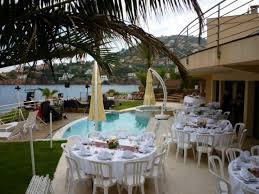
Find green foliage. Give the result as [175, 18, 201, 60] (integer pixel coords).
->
[0, 109, 29, 123]
[0, 141, 64, 194]
[106, 89, 120, 96]
[38, 88, 58, 99]
[115, 100, 143, 110]
[138, 42, 157, 68]
[181, 76, 201, 89]
[156, 67, 166, 80]
[136, 71, 147, 87]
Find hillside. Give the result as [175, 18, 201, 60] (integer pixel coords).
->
[0, 35, 206, 85]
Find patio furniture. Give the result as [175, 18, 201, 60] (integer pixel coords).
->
[223, 111, 230, 119]
[231, 129, 248, 149]
[91, 161, 118, 194]
[65, 155, 92, 194]
[233, 123, 245, 138]
[214, 133, 235, 167]
[67, 135, 82, 147]
[119, 160, 148, 194]
[211, 171, 232, 194]
[61, 143, 70, 190]
[145, 150, 167, 194]
[228, 156, 259, 194]
[0, 121, 25, 140]
[0, 121, 18, 132]
[251, 145, 259, 156]
[225, 148, 242, 162]
[208, 155, 224, 178]
[26, 175, 54, 194]
[70, 136, 156, 183]
[196, 134, 214, 167]
[176, 131, 195, 164]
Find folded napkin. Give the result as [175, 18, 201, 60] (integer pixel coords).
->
[139, 146, 151, 154]
[97, 150, 112, 160]
[73, 142, 83, 150]
[197, 128, 209, 134]
[122, 150, 135, 159]
[240, 151, 251, 162]
[79, 146, 91, 156]
[232, 160, 242, 171]
[118, 131, 128, 139]
[176, 123, 184, 129]
[81, 138, 91, 145]
[144, 140, 155, 147]
[142, 132, 155, 141]
[206, 119, 214, 124]
[240, 168, 256, 181]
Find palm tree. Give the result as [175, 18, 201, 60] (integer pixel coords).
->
[0, 0, 203, 78]
[38, 88, 58, 100]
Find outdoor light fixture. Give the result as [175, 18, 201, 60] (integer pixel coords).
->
[64, 81, 70, 88]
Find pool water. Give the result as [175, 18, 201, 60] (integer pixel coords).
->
[63, 111, 150, 138]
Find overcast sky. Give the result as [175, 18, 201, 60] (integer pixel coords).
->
[1, 0, 258, 73]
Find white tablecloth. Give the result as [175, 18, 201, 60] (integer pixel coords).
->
[183, 96, 205, 107]
[228, 157, 259, 194]
[71, 140, 156, 182]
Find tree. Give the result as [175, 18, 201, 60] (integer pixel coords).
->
[0, 0, 203, 79]
[38, 88, 58, 100]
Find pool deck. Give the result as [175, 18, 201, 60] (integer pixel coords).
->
[1, 102, 183, 142]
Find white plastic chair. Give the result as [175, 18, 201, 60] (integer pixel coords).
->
[208, 155, 224, 178]
[210, 171, 232, 194]
[223, 111, 230, 119]
[61, 143, 70, 190]
[214, 133, 235, 167]
[233, 123, 245, 138]
[231, 129, 247, 149]
[145, 150, 167, 194]
[225, 148, 242, 162]
[65, 154, 91, 194]
[176, 131, 195, 164]
[67, 135, 82, 147]
[217, 120, 232, 130]
[251, 145, 259, 156]
[196, 134, 214, 167]
[120, 160, 148, 194]
[91, 161, 118, 194]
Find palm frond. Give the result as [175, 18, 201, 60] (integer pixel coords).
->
[0, 0, 203, 78]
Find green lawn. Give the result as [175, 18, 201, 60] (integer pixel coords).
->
[114, 100, 143, 110]
[0, 108, 30, 123]
[0, 141, 64, 194]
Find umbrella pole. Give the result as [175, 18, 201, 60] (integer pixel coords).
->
[94, 62, 99, 131]
[29, 127, 36, 175]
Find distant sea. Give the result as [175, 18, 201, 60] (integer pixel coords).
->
[0, 84, 139, 106]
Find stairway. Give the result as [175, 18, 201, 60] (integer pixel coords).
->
[156, 93, 183, 102]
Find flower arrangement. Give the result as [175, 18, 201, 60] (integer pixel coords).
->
[197, 119, 207, 128]
[107, 137, 119, 149]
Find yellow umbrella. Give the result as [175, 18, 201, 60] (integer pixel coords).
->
[88, 62, 106, 130]
[143, 70, 156, 105]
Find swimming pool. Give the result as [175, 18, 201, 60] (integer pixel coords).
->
[62, 111, 150, 138]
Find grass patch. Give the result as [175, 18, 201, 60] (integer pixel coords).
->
[114, 100, 143, 110]
[0, 108, 30, 123]
[0, 141, 64, 194]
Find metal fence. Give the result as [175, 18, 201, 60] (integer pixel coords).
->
[174, 0, 259, 59]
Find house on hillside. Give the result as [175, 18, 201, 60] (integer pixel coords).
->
[58, 73, 74, 81]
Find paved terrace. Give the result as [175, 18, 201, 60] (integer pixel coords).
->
[1, 113, 85, 142]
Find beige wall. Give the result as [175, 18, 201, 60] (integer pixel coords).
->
[207, 13, 259, 47]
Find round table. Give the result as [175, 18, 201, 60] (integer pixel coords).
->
[70, 139, 156, 182]
[228, 157, 259, 194]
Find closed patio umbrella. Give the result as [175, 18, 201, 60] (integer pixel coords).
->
[88, 62, 106, 130]
[143, 70, 156, 105]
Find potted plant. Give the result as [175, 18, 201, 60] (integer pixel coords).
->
[38, 88, 58, 100]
